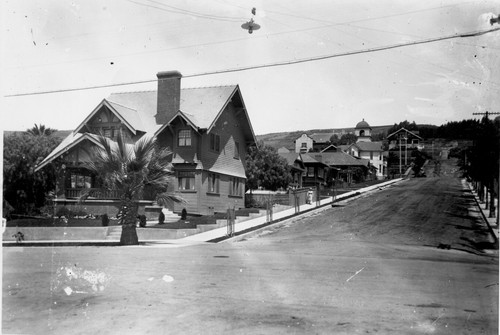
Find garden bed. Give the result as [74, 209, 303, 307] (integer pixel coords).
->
[6, 208, 263, 229]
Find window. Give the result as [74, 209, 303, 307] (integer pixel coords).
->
[178, 130, 191, 147]
[370, 152, 373, 160]
[210, 133, 220, 152]
[178, 171, 195, 191]
[230, 177, 242, 196]
[208, 173, 219, 193]
[234, 141, 240, 159]
[301, 143, 307, 148]
[307, 167, 315, 177]
[70, 174, 92, 189]
[318, 168, 324, 178]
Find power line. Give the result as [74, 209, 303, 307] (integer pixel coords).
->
[126, 0, 244, 22]
[5, 27, 499, 98]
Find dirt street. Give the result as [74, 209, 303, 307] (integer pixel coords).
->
[3, 159, 498, 334]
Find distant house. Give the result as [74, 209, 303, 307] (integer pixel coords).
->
[346, 119, 387, 179]
[346, 141, 386, 179]
[35, 70, 256, 216]
[315, 150, 371, 184]
[301, 153, 329, 189]
[387, 128, 423, 150]
[294, 132, 336, 153]
[278, 152, 306, 188]
[294, 134, 314, 153]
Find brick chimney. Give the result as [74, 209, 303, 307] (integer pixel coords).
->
[156, 70, 182, 125]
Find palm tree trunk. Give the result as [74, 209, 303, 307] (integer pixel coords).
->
[118, 198, 139, 245]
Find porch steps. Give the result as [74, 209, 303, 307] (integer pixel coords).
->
[106, 226, 122, 240]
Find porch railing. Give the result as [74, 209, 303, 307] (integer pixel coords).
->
[65, 188, 121, 199]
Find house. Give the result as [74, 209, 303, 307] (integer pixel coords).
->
[346, 119, 387, 179]
[346, 141, 386, 179]
[387, 128, 423, 150]
[294, 134, 314, 153]
[316, 150, 371, 184]
[277, 151, 306, 188]
[309, 132, 335, 152]
[301, 153, 330, 189]
[35, 70, 256, 216]
[294, 133, 335, 153]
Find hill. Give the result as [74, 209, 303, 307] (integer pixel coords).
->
[256, 125, 394, 150]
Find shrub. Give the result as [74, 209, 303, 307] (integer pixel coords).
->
[138, 215, 147, 227]
[158, 211, 165, 225]
[181, 208, 187, 220]
[55, 206, 70, 218]
[101, 213, 109, 226]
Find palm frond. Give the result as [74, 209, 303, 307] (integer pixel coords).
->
[155, 192, 186, 207]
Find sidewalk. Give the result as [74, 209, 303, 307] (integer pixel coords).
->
[466, 181, 499, 242]
[3, 178, 404, 247]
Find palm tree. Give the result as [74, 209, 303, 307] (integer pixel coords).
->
[27, 124, 57, 136]
[82, 135, 183, 245]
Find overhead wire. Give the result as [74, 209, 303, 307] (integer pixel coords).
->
[9, 1, 488, 70]
[126, 0, 244, 22]
[5, 26, 500, 97]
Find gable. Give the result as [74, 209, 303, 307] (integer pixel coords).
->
[74, 99, 142, 136]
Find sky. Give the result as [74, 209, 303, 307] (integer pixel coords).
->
[1, 0, 499, 135]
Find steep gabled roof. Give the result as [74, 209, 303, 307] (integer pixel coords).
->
[154, 85, 256, 144]
[35, 132, 102, 171]
[314, 151, 370, 167]
[302, 153, 330, 167]
[278, 152, 306, 172]
[38, 84, 257, 172]
[321, 144, 338, 152]
[387, 127, 423, 140]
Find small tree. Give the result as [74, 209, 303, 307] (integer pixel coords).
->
[81, 135, 183, 245]
[245, 141, 292, 191]
[339, 133, 358, 145]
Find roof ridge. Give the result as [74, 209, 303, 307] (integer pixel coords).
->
[106, 99, 138, 111]
[182, 84, 237, 90]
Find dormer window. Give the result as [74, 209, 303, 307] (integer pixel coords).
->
[178, 129, 191, 147]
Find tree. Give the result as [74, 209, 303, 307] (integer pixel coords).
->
[329, 134, 340, 146]
[245, 141, 292, 191]
[3, 132, 62, 215]
[338, 133, 358, 145]
[81, 135, 183, 245]
[26, 124, 57, 136]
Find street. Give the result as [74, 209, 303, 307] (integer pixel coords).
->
[3, 159, 498, 334]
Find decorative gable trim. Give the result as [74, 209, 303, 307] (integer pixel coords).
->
[154, 111, 200, 136]
[35, 133, 103, 171]
[74, 99, 138, 136]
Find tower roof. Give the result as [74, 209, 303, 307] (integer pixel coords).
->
[355, 119, 371, 129]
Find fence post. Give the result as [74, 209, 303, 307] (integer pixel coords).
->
[266, 199, 273, 223]
[227, 207, 235, 237]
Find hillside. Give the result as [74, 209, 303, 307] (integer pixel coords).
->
[256, 125, 393, 150]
